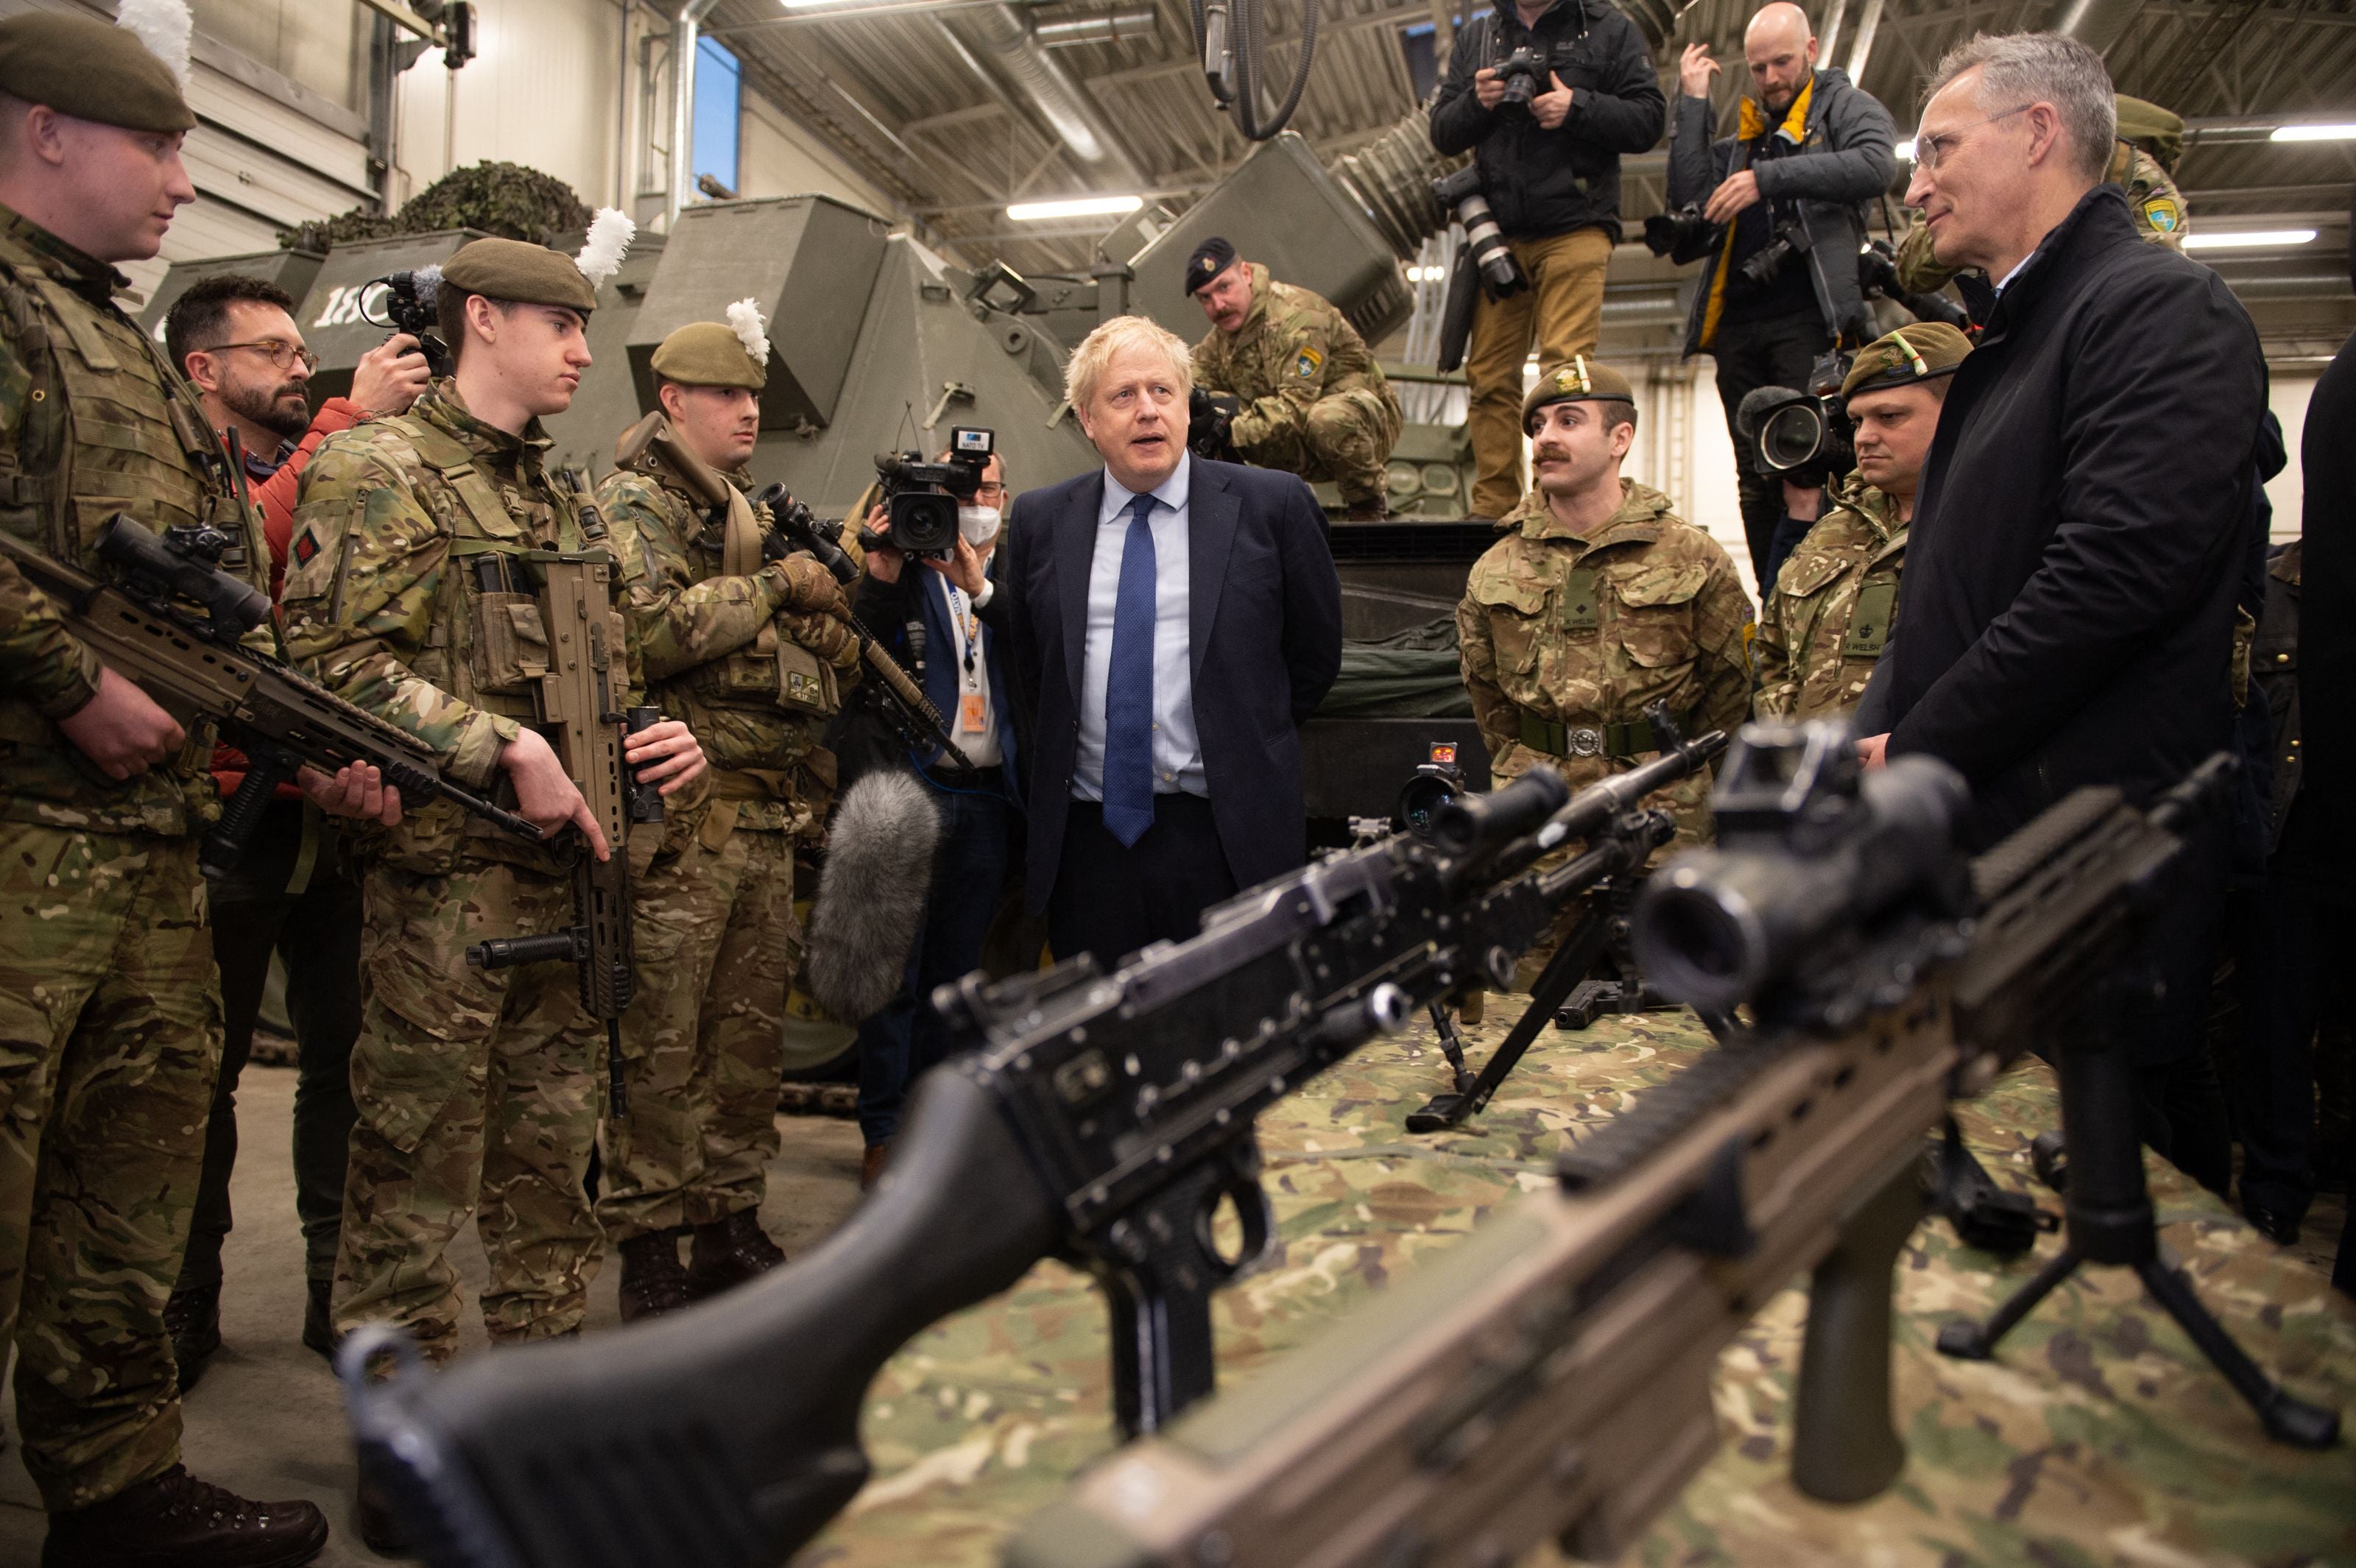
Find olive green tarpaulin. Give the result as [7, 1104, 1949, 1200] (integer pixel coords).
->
[1313, 616, 1474, 718]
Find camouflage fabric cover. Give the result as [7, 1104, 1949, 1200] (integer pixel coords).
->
[1894, 141, 2186, 294]
[0, 204, 264, 836]
[599, 819, 797, 1242]
[795, 1003, 2356, 1567]
[1191, 264, 1403, 506]
[0, 827, 219, 1511]
[1753, 471, 1905, 721]
[1457, 479, 1752, 844]
[333, 859, 604, 1358]
[281, 160, 593, 254]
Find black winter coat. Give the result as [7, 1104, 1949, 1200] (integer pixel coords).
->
[1871, 185, 2266, 842]
[1428, 0, 1664, 243]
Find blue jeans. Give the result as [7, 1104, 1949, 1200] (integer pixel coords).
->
[855, 783, 1012, 1147]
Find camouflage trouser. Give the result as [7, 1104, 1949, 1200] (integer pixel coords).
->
[0, 824, 217, 1510]
[1238, 386, 1400, 506]
[332, 858, 603, 1362]
[597, 814, 794, 1242]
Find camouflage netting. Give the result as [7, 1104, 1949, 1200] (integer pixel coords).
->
[279, 160, 593, 252]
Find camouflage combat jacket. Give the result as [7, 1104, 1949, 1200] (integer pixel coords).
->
[1457, 480, 1752, 840]
[1752, 473, 1905, 721]
[281, 381, 643, 875]
[1192, 264, 1400, 449]
[1895, 140, 2184, 293]
[599, 439, 857, 839]
[0, 205, 265, 835]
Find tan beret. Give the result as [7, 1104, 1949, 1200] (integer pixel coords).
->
[0, 13, 194, 135]
[649, 322, 766, 391]
[440, 238, 597, 315]
[1840, 322, 1972, 403]
[1523, 356, 1635, 431]
[2113, 94, 2184, 176]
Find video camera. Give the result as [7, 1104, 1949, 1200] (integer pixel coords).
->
[360, 269, 454, 379]
[1735, 347, 1855, 488]
[1492, 45, 1551, 108]
[870, 425, 995, 559]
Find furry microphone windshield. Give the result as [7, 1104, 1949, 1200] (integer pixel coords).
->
[806, 771, 942, 1023]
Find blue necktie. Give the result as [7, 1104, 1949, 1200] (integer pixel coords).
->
[1101, 492, 1158, 847]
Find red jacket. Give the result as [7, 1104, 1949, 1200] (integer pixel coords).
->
[212, 398, 369, 799]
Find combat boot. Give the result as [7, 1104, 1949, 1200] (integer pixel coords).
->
[1341, 496, 1389, 522]
[861, 1140, 892, 1192]
[41, 1464, 328, 1568]
[617, 1230, 691, 1321]
[300, 1279, 334, 1360]
[684, 1209, 787, 1300]
[163, 1282, 222, 1391]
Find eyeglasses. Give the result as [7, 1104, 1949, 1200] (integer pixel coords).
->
[1913, 103, 2031, 172]
[973, 481, 1007, 501]
[201, 339, 320, 374]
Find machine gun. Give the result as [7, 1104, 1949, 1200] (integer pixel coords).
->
[1005, 724, 2338, 1568]
[1186, 386, 1239, 462]
[753, 481, 981, 783]
[461, 476, 663, 1117]
[0, 517, 538, 873]
[333, 727, 1727, 1568]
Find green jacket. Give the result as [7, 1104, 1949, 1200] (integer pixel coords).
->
[1752, 471, 1905, 721]
[1192, 264, 1399, 449]
[0, 202, 264, 833]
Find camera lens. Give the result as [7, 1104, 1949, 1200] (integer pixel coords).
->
[1455, 193, 1525, 296]
[1758, 400, 1827, 473]
[888, 490, 962, 557]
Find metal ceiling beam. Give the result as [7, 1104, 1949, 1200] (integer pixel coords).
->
[950, 3, 1149, 188]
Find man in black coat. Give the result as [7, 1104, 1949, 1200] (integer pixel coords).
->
[1855, 32, 2263, 1183]
[1003, 316, 1343, 971]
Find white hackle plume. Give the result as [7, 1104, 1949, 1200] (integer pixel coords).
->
[725, 297, 772, 366]
[573, 208, 635, 290]
[116, 0, 194, 91]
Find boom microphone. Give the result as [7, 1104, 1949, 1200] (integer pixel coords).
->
[805, 769, 942, 1023]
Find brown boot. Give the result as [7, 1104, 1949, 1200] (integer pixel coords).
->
[163, 1282, 221, 1392]
[861, 1140, 891, 1192]
[617, 1230, 691, 1322]
[1341, 496, 1389, 522]
[684, 1209, 786, 1301]
[41, 1464, 328, 1568]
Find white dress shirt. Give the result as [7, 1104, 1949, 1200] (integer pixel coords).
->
[939, 573, 1003, 769]
[1072, 459, 1205, 800]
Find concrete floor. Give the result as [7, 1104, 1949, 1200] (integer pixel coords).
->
[0, 1063, 868, 1564]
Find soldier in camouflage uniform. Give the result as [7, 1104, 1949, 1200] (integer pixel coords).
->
[1895, 93, 2188, 294]
[1185, 237, 1403, 521]
[279, 239, 707, 1393]
[1754, 322, 1971, 721]
[0, 10, 365, 1563]
[1458, 359, 1752, 854]
[593, 315, 860, 1318]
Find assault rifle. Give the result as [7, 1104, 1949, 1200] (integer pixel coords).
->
[0, 515, 539, 872]
[753, 482, 979, 781]
[462, 475, 663, 1117]
[1007, 724, 2338, 1568]
[336, 724, 1727, 1568]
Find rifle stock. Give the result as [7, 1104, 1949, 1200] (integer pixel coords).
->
[1005, 728, 2235, 1568]
[0, 521, 540, 867]
[343, 734, 1730, 1568]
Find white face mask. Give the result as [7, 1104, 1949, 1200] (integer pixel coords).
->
[959, 504, 1002, 549]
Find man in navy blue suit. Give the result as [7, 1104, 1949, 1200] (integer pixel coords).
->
[850, 451, 1023, 1186]
[1001, 316, 1344, 971]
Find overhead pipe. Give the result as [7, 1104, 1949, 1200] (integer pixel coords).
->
[953, 3, 1147, 187]
[2053, 0, 2147, 55]
[1034, 10, 1159, 47]
[669, 0, 724, 229]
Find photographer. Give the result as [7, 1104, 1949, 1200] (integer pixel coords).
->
[1665, 2, 1897, 585]
[1431, 0, 1665, 523]
[849, 450, 1021, 1189]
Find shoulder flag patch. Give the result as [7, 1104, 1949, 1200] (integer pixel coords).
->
[2141, 197, 2181, 233]
[292, 526, 321, 568]
[1296, 347, 1322, 379]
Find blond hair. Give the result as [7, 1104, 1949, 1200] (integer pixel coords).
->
[1064, 314, 1192, 411]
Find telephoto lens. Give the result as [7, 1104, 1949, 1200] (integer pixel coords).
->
[1432, 167, 1526, 297]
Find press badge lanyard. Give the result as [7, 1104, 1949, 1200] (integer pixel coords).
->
[946, 583, 985, 733]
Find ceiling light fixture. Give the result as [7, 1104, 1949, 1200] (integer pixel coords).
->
[1894, 138, 1916, 160]
[1006, 194, 1143, 222]
[2270, 123, 2356, 143]
[2182, 227, 2318, 250]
